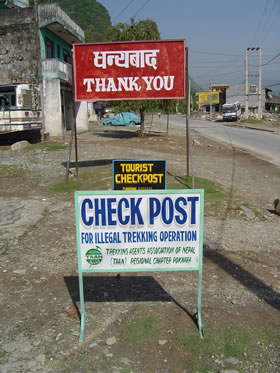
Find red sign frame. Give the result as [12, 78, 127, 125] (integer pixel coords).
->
[73, 39, 185, 101]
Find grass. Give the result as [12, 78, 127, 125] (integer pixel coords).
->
[175, 321, 278, 372]
[240, 119, 264, 124]
[50, 178, 83, 193]
[167, 173, 226, 215]
[120, 314, 162, 345]
[50, 167, 264, 219]
[50, 168, 228, 216]
[0, 164, 20, 177]
[50, 168, 112, 193]
[23, 143, 68, 152]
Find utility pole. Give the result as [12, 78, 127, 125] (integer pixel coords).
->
[245, 47, 262, 120]
[245, 48, 249, 119]
[258, 48, 262, 119]
[209, 81, 212, 118]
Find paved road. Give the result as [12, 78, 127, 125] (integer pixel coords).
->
[165, 115, 280, 167]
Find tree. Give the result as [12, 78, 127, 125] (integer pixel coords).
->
[107, 18, 161, 136]
[107, 17, 160, 42]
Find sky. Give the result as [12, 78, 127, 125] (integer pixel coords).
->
[98, 0, 280, 93]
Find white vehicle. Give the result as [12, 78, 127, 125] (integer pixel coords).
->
[0, 84, 42, 133]
[222, 102, 241, 121]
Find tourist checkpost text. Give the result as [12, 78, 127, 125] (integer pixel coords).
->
[75, 190, 204, 341]
[73, 39, 204, 341]
[113, 160, 166, 190]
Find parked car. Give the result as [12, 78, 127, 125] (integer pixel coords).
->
[102, 112, 141, 126]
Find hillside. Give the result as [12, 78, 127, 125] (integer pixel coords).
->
[46, 0, 111, 42]
[38, 0, 201, 91]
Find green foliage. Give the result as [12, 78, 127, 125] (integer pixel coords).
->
[106, 17, 161, 119]
[107, 17, 160, 41]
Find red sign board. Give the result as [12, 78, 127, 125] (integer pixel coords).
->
[73, 39, 185, 101]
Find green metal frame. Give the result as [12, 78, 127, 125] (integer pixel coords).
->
[74, 189, 204, 342]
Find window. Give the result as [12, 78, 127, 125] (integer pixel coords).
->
[45, 37, 54, 58]
[63, 49, 71, 63]
[57, 45, 60, 59]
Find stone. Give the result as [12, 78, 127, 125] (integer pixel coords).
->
[11, 141, 30, 152]
[35, 353, 46, 363]
[224, 357, 240, 365]
[2, 342, 17, 353]
[105, 336, 117, 346]
[158, 340, 168, 345]
[13, 269, 27, 275]
[18, 340, 33, 353]
[274, 199, 280, 215]
[240, 205, 255, 218]
[121, 357, 130, 365]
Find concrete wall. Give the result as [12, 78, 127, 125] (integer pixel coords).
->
[0, 7, 40, 85]
[76, 101, 88, 133]
[43, 78, 64, 137]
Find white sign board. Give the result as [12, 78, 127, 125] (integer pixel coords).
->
[74, 189, 204, 342]
[75, 190, 204, 272]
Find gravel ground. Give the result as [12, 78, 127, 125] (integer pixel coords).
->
[0, 118, 279, 373]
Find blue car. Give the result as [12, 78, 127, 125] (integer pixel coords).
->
[103, 112, 141, 127]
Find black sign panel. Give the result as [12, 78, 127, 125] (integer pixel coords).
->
[113, 160, 166, 190]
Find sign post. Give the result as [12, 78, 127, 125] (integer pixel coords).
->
[73, 40, 185, 102]
[75, 189, 204, 341]
[113, 159, 166, 190]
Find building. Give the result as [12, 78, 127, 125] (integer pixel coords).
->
[0, 0, 88, 137]
[264, 89, 280, 112]
[225, 84, 265, 116]
[198, 84, 230, 112]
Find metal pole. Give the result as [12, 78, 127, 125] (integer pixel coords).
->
[245, 48, 249, 119]
[188, 79, 195, 189]
[258, 48, 262, 119]
[185, 47, 189, 180]
[71, 50, 79, 177]
[209, 81, 212, 119]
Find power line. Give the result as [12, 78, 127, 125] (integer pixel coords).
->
[258, 0, 280, 45]
[250, 0, 270, 46]
[132, 0, 151, 18]
[112, 0, 135, 23]
[190, 49, 243, 57]
[249, 52, 280, 67]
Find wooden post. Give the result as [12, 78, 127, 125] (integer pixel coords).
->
[185, 47, 189, 180]
[71, 51, 79, 177]
[66, 50, 79, 182]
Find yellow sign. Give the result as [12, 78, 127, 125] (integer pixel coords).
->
[198, 91, 219, 105]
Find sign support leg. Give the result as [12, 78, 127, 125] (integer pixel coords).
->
[78, 272, 86, 342]
[197, 267, 204, 338]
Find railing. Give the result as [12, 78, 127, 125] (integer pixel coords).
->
[41, 59, 72, 83]
[39, 3, 85, 42]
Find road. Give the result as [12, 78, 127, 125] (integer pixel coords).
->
[165, 115, 280, 167]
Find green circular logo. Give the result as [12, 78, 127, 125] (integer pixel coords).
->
[85, 247, 103, 266]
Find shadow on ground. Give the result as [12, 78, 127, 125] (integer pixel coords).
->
[62, 159, 113, 169]
[204, 246, 280, 312]
[64, 275, 199, 329]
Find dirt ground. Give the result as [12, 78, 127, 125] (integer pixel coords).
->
[0, 118, 279, 373]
